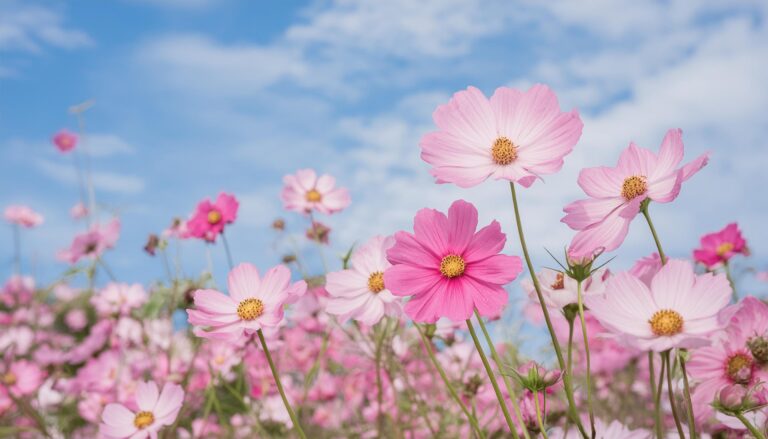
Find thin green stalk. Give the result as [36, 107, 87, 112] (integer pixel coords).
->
[567, 317, 575, 383]
[473, 309, 529, 439]
[649, 352, 662, 438]
[375, 320, 388, 435]
[415, 324, 485, 439]
[508, 182, 587, 439]
[533, 390, 549, 439]
[466, 318, 518, 437]
[640, 204, 667, 264]
[723, 260, 738, 302]
[679, 353, 697, 439]
[220, 230, 235, 270]
[576, 280, 596, 438]
[257, 329, 307, 439]
[734, 412, 768, 439]
[664, 351, 685, 438]
[97, 258, 117, 281]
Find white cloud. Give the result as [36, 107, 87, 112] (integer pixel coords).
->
[0, 2, 92, 52]
[124, 0, 218, 9]
[85, 134, 136, 157]
[35, 159, 145, 194]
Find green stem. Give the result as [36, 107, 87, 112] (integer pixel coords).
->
[375, 320, 388, 435]
[533, 390, 549, 439]
[567, 317, 575, 384]
[640, 204, 667, 264]
[576, 280, 596, 439]
[649, 352, 662, 438]
[220, 230, 235, 271]
[723, 260, 738, 302]
[257, 329, 307, 439]
[508, 182, 588, 439]
[663, 351, 685, 438]
[473, 309, 529, 439]
[734, 412, 768, 439]
[466, 318, 518, 436]
[678, 352, 697, 439]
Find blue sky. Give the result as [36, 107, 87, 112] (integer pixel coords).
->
[2, 0, 767, 306]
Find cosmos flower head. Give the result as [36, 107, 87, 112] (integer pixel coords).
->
[281, 168, 351, 215]
[4, 205, 43, 228]
[693, 222, 749, 269]
[52, 130, 78, 153]
[99, 381, 184, 439]
[58, 218, 121, 264]
[186, 193, 239, 243]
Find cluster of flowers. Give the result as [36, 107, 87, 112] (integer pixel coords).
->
[1, 85, 766, 439]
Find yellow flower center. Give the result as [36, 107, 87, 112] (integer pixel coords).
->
[716, 242, 734, 256]
[134, 411, 155, 429]
[207, 210, 222, 224]
[367, 271, 385, 293]
[727, 353, 753, 383]
[621, 175, 648, 200]
[491, 137, 518, 165]
[2, 372, 16, 386]
[236, 298, 265, 321]
[551, 273, 565, 290]
[306, 189, 322, 202]
[649, 309, 684, 336]
[440, 255, 466, 278]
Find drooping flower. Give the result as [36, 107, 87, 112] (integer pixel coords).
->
[281, 169, 351, 214]
[187, 263, 306, 341]
[563, 129, 708, 258]
[586, 259, 731, 352]
[384, 200, 523, 323]
[186, 193, 238, 243]
[325, 235, 402, 326]
[57, 218, 121, 264]
[693, 223, 749, 269]
[52, 130, 78, 153]
[99, 381, 184, 439]
[419, 84, 583, 188]
[3, 205, 43, 228]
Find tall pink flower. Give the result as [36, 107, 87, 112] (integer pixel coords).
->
[52, 130, 78, 153]
[4, 205, 43, 228]
[325, 235, 402, 326]
[281, 169, 351, 214]
[58, 218, 121, 264]
[384, 200, 523, 323]
[693, 223, 748, 269]
[586, 259, 731, 352]
[187, 263, 306, 341]
[420, 84, 583, 188]
[99, 381, 184, 439]
[186, 193, 238, 243]
[563, 129, 708, 258]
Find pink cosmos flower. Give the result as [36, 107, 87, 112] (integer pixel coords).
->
[586, 259, 731, 352]
[187, 263, 306, 341]
[325, 235, 402, 326]
[1, 360, 45, 397]
[306, 221, 331, 244]
[58, 218, 121, 264]
[99, 381, 184, 439]
[91, 283, 147, 316]
[52, 129, 78, 152]
[70, 202, 89, 219]
[563, 129, 708, 258]
[629, 253, 662, 286]
[3, 205, 43, 228]
[162, 217, 190, 240]
[186, 193, 238, 243]
[523, 268, 608, 310]
[384, 200, 523, 323]
[1, 275, 35, 307]
[550, 418, 649, 438]
[281, 169, 351, 215]
[693, 223, 748, 269]
[419, 84, 583, 188]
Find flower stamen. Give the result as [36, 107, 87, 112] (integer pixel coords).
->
[306, 189, 322, 202]
[648, 309, 683, 336]
[491, 137, 518, 165]
[207, 210, 222, 224]
[621, 175, 648, 200]
[237, 298, 265, 321]
[134, 411, 155, 429]
[551, 273, 565, 290]
[716, 242, 734, 256]
[440, 255, 466, 278]
[726, 353, 753, 384]
[368, 271, 385, 293]
[2, 372, 16, 386]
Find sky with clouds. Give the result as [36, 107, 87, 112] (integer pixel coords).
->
[2, 0, 767, 321]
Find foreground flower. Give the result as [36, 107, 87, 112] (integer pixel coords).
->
[4, 205, 43, 228]
[420, 84, 583, 188]
[57, 218, 121, 264]
[281, 168, 351, 214]
[52, 130, 78, 152]
[693, 223, 748, 269]
[325, 235, 402, 325]
[586, 259, 730, 351]
[384, 200, 523, 323]
[564, 128, 708, 258]
[99, 381, 184, 439]
[186, 193, 238, 242]
[187, 263, 306, 341]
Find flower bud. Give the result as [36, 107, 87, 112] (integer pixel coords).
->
[748, 335, 768, 365]
[717, 384, 747, 411]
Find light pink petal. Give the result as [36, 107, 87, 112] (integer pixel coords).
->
[386, 231, 440, 268]
[432, 86, 496, 148]
[568, 210, 632, 257]
[321, 188, 351, 213]
[647, 169, 682, 203]
[355, 297, 386, 326]
[617, 142, 657, 176]
[227, 263, 261, 302]
[315, 174, 336, 192]
[257, 265, 291, 305]
[683, 272, 732, 320]
[577, 166, 626, 199]
[294, 169, 318, 191]
[384, 264, 441, 297]
[587, 272, 656, 337]
[650, 259, 696, 311]
[463, 220, 506, 263]
[420, 131, 494, 167]
[192, 289, 237, 314]
[101, 403, 136, 428]
[489, 86, 524, 137]
[464, 277, 509, 319]
[403, 278, 452, 323]
[561, 197, 624, 231]
[446, 200, 478, 255]
[136, 381, 159, 411]
[187, 309, 240, 326]
[325, 270, 368, 298]
[413, 208, 450, 256]
[651, 128, 684, 180]
[153, 383, 184, 421]
[465, 254, 522, 285]
[429, 164, 497, 188]
[680, 152, 709, 181]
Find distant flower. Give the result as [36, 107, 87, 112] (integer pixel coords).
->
[186, 193, 238, 243]
[52, 130, 78, 153]
[564, 129, 708, 258]
[4, 205, 43, 228]
[325, 235, 402, 325]
[420, 84, 583, 188]
[693, 223, 748, 269]
[587, 259, 730, 352]
[523, 268, 608, 310]
[1, 275, 35, 307]
[58, 218, 121, 264]
[70, 202, 88, 219]
[99, 381, 184, 439]
[162, 217, 190, 240]
[2, 360, 46, 397]
[272, 218, 286, 231]
[64, 309, 88, 331]
[306, 221, 331, 244]
[187, 263, 306, 341]
[281, 169, 351, 214]
[91, 283, 147, 316]
[144, 234, 160, 256]
[384, 200, 523, 323]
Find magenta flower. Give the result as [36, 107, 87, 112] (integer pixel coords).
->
[52, 130, 78, 153]
[384, 200, 523, 323]
[58, 218, 121, 264]
[693, 222, 748, 269]
[187, 263, 306, 341]
[3, 205, 43, 228]
[420, 84, 583, 188]
[281, 168, 351, 214]
[186, 193, 238, 243]
[563, 129, 708, 258]
[99, 381, 184, 439]
[586, 259, 731, 352]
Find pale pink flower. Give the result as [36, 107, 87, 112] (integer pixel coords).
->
[523, 268, 608, 310]
[693, 222, 749, 269]
[3, 205, 43, 228]
[58, 218, 121, 264]
[2, 360, 46, 396]
[187, 263, 306, 341]
[186, 193, 238, 243]
[91, 283, 147, 316]
[629, 253, 662, 286]
[586, 259, 731, 352]
[99, 381, 184, 439]
[550, 418, 650, 438]
[564, 129, 708, 258]
[70, 202, 89, 219]
[162, 217, 190, 240]
[420, 84, 583, 188]
[280, 168, 351, 214]
[1, 275, 35, 307]
[325, 235, 402, 326]
[52, 129, 78, 152]
[65, 309, 88, 331]
[384, 200, 523, 323]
